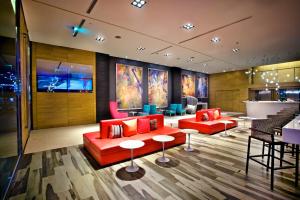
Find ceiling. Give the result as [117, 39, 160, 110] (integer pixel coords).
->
[22, 0, 300, 74]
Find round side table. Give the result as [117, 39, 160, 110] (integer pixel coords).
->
[181, 129, 198, 152]
[119, 140, 145, 172]
[152, 135, 175, 163]
[219, 120, 234, 137]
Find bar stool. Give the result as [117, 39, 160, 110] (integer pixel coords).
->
[246, 118, 299, 190]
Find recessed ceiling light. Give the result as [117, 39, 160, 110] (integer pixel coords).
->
[182, 23, 195, 30]
[96, 35, 105, 42]
[132, 0, 146, 8]
[232, 48, 240, 53]
[211, 37, 220, 43]
[164, 53, 171, 57]
[137, 46, 145, 51]
[223, 70, 226, 72]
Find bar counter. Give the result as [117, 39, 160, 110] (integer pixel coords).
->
[243, 101, 299, 118]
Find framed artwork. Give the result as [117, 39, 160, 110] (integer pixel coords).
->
[116, 63, 143, 109]
[181, 74, 195, 96]
[197, 76, 208, 98]
[148, 68, 168, 107]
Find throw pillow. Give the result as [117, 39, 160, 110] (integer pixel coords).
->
[122, 119, 138, 137]
[207, 110, 214, 121]
[150, 119, 158, 131]
[202, 113, 209, 121]
[213, 110, 220, 120]
[109, 125, 123, 139]
[137, 118, 150, 134]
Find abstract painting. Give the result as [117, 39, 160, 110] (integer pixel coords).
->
[181, 74, 195, 96]
[197, 76, 208, 98]
[148, 68, 168, 107]
[116, 63, 143, 109]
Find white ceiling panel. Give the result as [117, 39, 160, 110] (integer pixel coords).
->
[22, 0, 300, 73]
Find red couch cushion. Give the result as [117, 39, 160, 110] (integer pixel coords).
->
[196, 108, 221, 121]
[137, 118, 150, 133]
[84, 127, 184, 156]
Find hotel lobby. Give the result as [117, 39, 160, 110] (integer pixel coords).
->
[1, 0, 300, 199]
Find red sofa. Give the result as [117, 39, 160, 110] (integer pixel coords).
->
[178, 108, 237, 135]
[83, 114, 186, 166]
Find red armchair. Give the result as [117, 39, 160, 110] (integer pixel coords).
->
[109, 101, 128, 119]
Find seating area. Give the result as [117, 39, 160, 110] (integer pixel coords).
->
[2, 1, 300, 199]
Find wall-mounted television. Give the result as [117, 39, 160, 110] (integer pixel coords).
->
[36, 59, 93, 92]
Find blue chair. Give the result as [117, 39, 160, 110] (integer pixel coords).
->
[165, 104, 177, 116]
[149, 104, 162, 115]
[138, 105, 150, 116]
[176, 104, 186, 115]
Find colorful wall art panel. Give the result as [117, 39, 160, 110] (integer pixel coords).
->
[197, 76, 208, 98]
[116, 63, 143, 109]
[148, 68, 168, 107]
[181, 74, 195, 96]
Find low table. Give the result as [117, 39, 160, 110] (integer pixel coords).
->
[119, 140, 145, 172]
[129, 111, 138, 116]
[231, 118, 246, 130]
[181, 129, 198, 152]
[219, 120, 234, 137]
[153, 135, 175, 163]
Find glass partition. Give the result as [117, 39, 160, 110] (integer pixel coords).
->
[0, 0, 19, 198]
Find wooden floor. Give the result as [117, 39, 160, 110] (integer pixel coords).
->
[7, 127, 300, 200]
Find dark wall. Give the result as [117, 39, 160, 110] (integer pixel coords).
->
[96, 53, 110, 121]
[96, 53, 208, 121]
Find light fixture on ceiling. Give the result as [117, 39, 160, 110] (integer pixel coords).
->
[131, 0, 146, 8]
[223, 70, 226, 73]
[211, 37, 220, 43]
[96, 35, 105, 42]
[164, 53, 171, 57]
[232, 48, 240, 53]
[182, 23, 195, 30]
[137, 46, 146, 51]
[187, 56, 194, 62]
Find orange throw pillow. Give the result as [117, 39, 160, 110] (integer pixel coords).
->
[122, 119, 138, 137]
[213, 110, 220, 120]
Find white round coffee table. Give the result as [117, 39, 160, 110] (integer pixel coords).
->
[152, 135, 175, 163]
[219, 120, 234, 137]
[181, 129, 198, 152]
[119, 140, 145, 172]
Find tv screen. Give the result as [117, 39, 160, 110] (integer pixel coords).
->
[36, 59, 93, 92]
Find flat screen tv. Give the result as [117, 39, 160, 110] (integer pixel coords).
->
[36, 59, 93, 92]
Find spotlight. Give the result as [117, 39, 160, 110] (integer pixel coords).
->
[211, 37, 220, 43]
[132, 0, 146, 8]
[232, 48, 240, 53]
[96, 35, 105, 42]
[183, 23, 195, 30]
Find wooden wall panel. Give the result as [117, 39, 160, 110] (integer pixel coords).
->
[32, 42, 96, 129]
[209, 70, 249, 113]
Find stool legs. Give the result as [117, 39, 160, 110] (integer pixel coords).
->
[296, 145, 299, 187]
[271, 144, 275, 190]
[246, 136, 251, 174]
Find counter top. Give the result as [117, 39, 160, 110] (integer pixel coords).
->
[243, 101, 299, 104]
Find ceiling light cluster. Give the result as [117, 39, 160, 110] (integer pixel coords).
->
[183, 23, 195, 30]
[211, 37, 220, 43]
[96, 35, 105, 42]
[131, 0, 146, 8]
[232, 48, 240, 53]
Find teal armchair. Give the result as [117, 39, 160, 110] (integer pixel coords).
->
[138, 104, 150, 116]
[176, 104, 186, 115]
[149, 104, 162, 115]
[165, 104, 177, 116]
